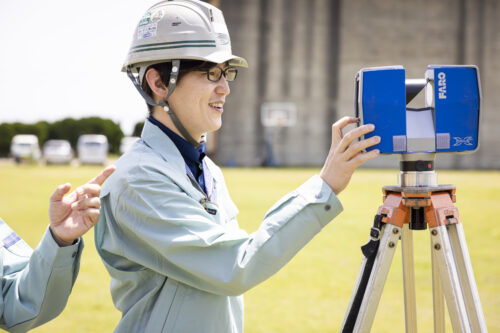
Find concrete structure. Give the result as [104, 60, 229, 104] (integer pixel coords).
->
[213, 0, 499, 169]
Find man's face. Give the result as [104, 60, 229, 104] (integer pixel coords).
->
[168, 63, 231, 141]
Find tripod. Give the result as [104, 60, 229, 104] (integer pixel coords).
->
[341, 154, 487, 332]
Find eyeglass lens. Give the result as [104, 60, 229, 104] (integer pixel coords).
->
[207, 67, 238, 82]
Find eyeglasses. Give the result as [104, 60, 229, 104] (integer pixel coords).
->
[194, 66, 238, 82]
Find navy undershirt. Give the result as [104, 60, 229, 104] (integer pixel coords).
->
[147, 116, 207, 193]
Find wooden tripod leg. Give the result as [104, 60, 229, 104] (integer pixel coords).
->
[430, 225, 471, 333]
[431, 230, 445, 333]
[352, 224, 401, 332]
[447, 223, 488, 332]
[401, 224, 417, 333]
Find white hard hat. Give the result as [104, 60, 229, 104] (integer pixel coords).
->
[122, 0, 248, 74]
[124, 0, 247, 148]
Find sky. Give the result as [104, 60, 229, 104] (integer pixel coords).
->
[0, 0, 161, 135]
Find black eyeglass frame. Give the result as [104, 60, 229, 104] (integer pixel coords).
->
[191, 66, 238, 82]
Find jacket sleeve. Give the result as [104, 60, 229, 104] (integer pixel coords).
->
[100, 165, 342, 297]
[0, 226, 82, 332]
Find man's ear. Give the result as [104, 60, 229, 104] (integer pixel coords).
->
[145, 68, 168, 101]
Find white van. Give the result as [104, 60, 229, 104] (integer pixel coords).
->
[10, 134, 41, 163]
[43, 139, 74, 165]
[77, 134, 108, 165]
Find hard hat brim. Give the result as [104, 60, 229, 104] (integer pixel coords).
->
[122, 53, 248, 72]
[204, 51, 248, 68]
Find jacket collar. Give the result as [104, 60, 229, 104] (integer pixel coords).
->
[141, 119, 212, 202]
[141, 119, 186, 172]
[147, 116, 207, 168]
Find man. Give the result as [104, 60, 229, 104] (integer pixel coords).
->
[95, 1, 380, 332]
[0, 165, 114, 332]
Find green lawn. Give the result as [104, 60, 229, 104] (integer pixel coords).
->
[0, 164, 498, 332]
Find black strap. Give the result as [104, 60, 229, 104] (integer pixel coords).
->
[342, 214, 384, 333]
[164, 106, 202, 148]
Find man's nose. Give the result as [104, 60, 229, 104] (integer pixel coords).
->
[216, 76, 230, 96]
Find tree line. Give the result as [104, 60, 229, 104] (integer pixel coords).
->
[0, 117, 129, 156]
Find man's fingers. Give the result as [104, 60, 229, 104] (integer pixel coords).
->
[350, 148, 380, 169]
[49, 183, 71, 202]
[71, 196, 101, 211]
[336, 124, 375, 154]
[332, 116, 360, 130]
[75, 184, 102, 199]
[88, 165, 116, 186]
[82, 208, 100, 226]
[344, 135, 380, 161]
[331, 117, 360, 146]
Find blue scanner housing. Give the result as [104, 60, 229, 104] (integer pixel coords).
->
[355, 65, 481, 154]
[356, 66, 406, 153]
[427, 65, 480, 152]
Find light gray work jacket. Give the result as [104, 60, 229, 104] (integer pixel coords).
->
[0, 219, 82, 332]
[95, 120, 343, 332]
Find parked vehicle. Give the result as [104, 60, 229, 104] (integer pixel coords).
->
[10, 134, 41, 163]
[119, 136, 140, 154]
[77, 134, 108, 165]
[43, 140, 73, 164]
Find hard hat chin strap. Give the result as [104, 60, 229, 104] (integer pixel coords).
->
[161, 104, 203, 148]
[160, 60, 204, 148]
[126, 60, 202, 148]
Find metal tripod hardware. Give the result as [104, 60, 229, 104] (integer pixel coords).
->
[341, 184, 487, 333]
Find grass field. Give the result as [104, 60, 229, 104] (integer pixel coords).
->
[0, 163, 498, 332]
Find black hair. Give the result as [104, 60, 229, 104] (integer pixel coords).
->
[141, 60, 214, 114]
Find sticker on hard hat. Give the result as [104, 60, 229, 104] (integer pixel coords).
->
[216, 33, 230, 46]
[139, 12, 152, 27]
[151, 10, 164, 22]
[138, 23, 158, 40]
